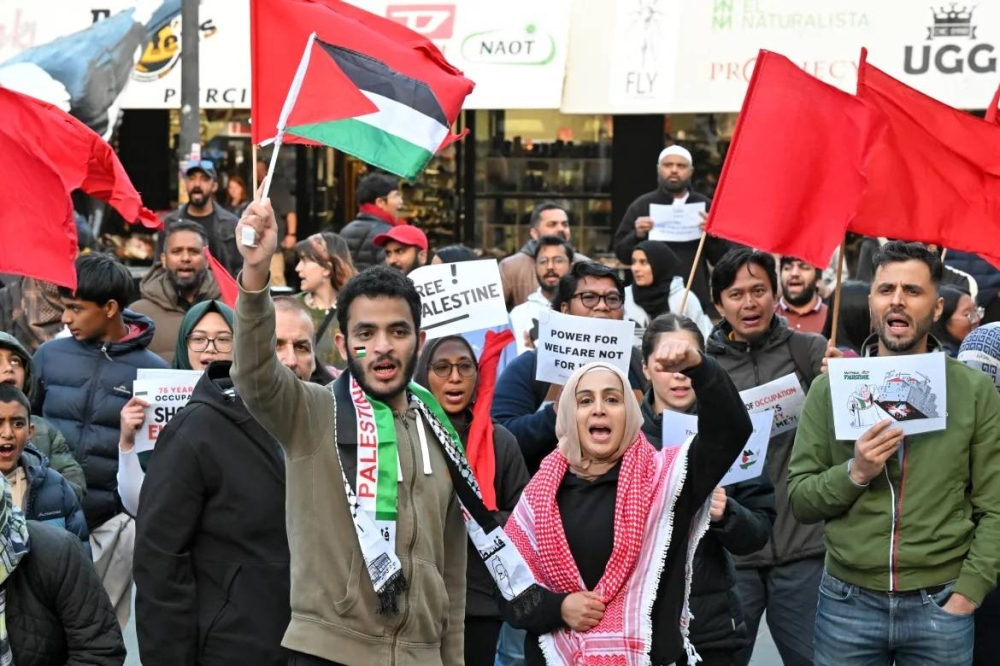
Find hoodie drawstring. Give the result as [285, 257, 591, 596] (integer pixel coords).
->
[414, 412, 433, 475]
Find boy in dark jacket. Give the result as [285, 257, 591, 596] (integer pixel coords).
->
[339, 172, 404, 270]
[0, 384, 87, 548]
[0, 332, 86, 500]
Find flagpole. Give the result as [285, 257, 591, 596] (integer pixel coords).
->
[940, 247, 948, 263]
[259, 31, 317, 203]
[828, 238, 847, 349]
[679, 231, 708, 313]
[251, 142, 258, 192]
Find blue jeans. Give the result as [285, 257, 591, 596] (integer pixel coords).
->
[494, 622, 526, 666]
[814, 571, 974, 666]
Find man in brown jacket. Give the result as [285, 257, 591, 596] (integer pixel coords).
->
[232, 196, 467, 666]
[130, 221, 220, 363]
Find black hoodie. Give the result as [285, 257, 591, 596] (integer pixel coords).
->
[134, 361, 290, 666]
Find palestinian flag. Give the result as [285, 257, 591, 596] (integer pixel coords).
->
[251, 0, 475, 180]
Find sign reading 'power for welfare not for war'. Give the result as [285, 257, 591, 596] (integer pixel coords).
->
[535, 311, 635, 385]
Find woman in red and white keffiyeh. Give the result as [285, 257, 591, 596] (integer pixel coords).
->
[503, 336, 752, 666]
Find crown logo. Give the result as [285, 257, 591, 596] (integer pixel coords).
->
[928, 3, 976, 40]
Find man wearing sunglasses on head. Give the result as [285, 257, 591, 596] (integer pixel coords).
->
[492, 262, 649, 475]
[161, 161, 243, 278]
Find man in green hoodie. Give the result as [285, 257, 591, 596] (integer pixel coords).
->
[0, 332, 86, 500]
[789, 242, 1000, 666]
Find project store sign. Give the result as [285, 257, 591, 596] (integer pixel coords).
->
[354, 0, 572, 109]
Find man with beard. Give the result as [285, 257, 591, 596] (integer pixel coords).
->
[704, 248, 827, 666]
[790, 242, 1000, 666]
[776, 257, 828, 336]
[131, 222, 221, 363]
[162, 162, 242, 277]
[508, 236, 574, 353]
[613, 145, 734, 312]
[374, 225, 428, 275]
[231, 198, 473, 666]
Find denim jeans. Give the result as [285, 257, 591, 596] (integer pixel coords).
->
[494, 622, 526, 666]
[814, 571, 974, 666]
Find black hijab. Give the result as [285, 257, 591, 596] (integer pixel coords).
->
[632, 240, 682, 319]
[414, 335, 480, 443]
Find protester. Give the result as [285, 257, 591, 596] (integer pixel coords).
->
[256, 158, 298, 287]
[776, 257, 828, 335]
[162, 162, 242, 277]
[820, 280, 872, 356]
[375, 225, 428, 275]
[293, 232, 356, 373]
[624, 240, 712, 344]
[225, 174, 250, 216]
[117, 300, 235, 515]
[340, 171, 404, 270]
[639, 314, 776, 665]
[415, 335, 529, 666]
[134, 358, 292, 666]
[704, 248, 826, 666]
[613, 146, 732, 310]
[33, 253, 167, 627]
[233, 196, 485, 665]
[957, 322, 1000, 666]
[0, 476, 125, 665]
[930, 286, 981, 357]
[789, 241, 1000, 666]
[508, 236, 574, 350]
[0, 384, 87, 545]
[0, 332, 86, 500]
[500, 202, 589, 310]
[0, 276, 64, 353]
[503, 337, 752, 665]
[130, 221, 221, 363]
[493, 262, 649, 474]
[431, 244, 478, 264]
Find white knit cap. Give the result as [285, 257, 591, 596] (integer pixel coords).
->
[657, 145, 693, 167]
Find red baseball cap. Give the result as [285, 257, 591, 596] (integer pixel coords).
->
[373, 225, 428, 252]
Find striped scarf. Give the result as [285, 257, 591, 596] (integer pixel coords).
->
[0, 482, 30, 666]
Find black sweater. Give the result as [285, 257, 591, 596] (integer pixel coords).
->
[508, 355, 752, 665]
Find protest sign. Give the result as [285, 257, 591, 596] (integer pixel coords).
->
[649, 202, 706, 243]
[535, 310, 635, 385]
[829, 353, 947, 440]
[739, 373, 806, 437]
[658, 409, 772, 485]
[132, 370, 202, 454]
[508, 306, 539, 356]
[409, 260, 508, 339]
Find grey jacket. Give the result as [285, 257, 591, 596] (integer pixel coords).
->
[705, 317, 827, 568]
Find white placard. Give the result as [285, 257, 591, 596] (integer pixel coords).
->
[132, 370, 202, 453]
[828, 353, 947, 440]
[409, 260, 508, 339]
[739, 373, 806, 437]
[535, 310, 635, 385]
[648, 202, 706, 243]
[508, 306, 539, 356]
[658, 409, 773, 486]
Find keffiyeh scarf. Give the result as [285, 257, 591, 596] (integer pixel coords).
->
[0, 482, 30, 666]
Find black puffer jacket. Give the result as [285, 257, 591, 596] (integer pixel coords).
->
[33, 311, 168, 529]
[7, 521, 125, 666]
[18, 446, 89, 547]
[640, 392, 776, 652]
[339, 212, 391, 270]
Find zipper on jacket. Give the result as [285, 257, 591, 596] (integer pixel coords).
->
[100, 342, 113, 362]
[389, 410, 420, 666]
[78, 351, 109, 460]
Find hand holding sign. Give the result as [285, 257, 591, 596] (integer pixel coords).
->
[851, 419, 904, 485]
[651, 337, 702, 374]
[119, 396, 149, 454]
[709, 487, 727, 522]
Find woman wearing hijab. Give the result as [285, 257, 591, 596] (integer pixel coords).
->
[503, 336, 752, 665]
[415, 333, 530, 665]
[117, 301, 235, 515]
[639, 314, 775, 665]
[294, 232, 356, 374]
[625, 240, 713, 345]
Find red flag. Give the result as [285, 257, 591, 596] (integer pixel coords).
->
[2, 132, 77, 288]
[0, 86, 160, 229]
[850, 49, 1000, 265]
[704, 50, 883, 269]
[467, 329, 514, 511]
[250, 0, 474, 160]
[206, 249, 239, 308]
[986, 83, 1000, 124]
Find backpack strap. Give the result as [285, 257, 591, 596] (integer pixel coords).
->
[786, 334, 819, 391]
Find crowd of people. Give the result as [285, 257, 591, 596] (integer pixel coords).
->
[0, 143, 998, 666]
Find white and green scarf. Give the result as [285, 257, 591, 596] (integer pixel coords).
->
[332, 374, 538, 615]
[0, 481, 30, 666]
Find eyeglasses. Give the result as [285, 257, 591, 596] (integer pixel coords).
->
[536, 256, 569, 268]
[571, 291, 624, 310]
[188, 334, 234, 353]
[430, 361, 477, 378]
[964, 307, 985, 324]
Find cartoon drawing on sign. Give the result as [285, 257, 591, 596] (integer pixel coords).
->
[876, 370, 940, 421]
[847, 384, 886, 428]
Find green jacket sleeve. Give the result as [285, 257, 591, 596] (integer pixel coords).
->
[788, 374, 868, 524]
[954, 380, 1000, 606]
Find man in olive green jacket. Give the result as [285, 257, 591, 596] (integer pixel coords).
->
[231, 197, 466, 666]
[789, 242, 1000, 666]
